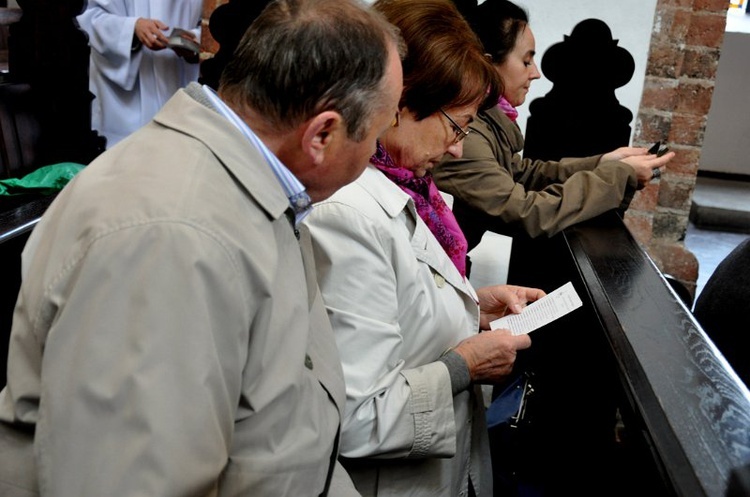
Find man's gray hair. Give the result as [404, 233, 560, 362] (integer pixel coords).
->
[220, 0, 404, 142]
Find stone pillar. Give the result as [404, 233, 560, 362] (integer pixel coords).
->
[624, 0, 727, 300]
[200, 0, 228, 60]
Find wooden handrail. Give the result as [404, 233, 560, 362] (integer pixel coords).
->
[0, 193, 54, 243]
[563, 211, 750, 497]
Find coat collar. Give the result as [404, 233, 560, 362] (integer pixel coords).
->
[153, 84, 291, 224]
[481, 105, 525, 155]
[357, 166, 476, 300]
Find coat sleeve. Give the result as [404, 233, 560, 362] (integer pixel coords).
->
[305, 199, 456, 460]
[35, 223, 248, 497]
[77, 0, 142, 91]
[433, 113, 638, 238]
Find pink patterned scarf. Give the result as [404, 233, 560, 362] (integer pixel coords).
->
[371, 142, 468, 277]
[498, 96, 518, 122]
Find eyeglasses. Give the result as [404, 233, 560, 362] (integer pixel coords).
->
[440, 109, 470, 144]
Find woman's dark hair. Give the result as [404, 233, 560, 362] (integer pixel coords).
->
[460, 0, 530, 65]
[374, 0, 501, 118]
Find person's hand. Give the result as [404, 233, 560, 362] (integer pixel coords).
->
[134, 18, 170, 51]
[620, 150, 676, 188]
[600, 146, 647, 163]
[600, 146, 676, 188]
[452, 328, 531, 383]
[476, 284, 546, 330]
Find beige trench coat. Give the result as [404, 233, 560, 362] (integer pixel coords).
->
[0, 84, 354, 497]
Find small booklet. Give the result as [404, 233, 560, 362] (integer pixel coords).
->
[490, 281, 583, 335]
[168, 28, 200, 54]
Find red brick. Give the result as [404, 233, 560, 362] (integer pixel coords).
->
[656, 0, 693, 7]
[675, 81, 714, 115]
[686, 12, 727, 48]
[680, 47, 720, 79]
[623, 212, 653, 245]
[201, 0, 230, 56]
[631, 183, 660, 211]
[668, 114, 706, 146]
[657, 178, 694, 210]
[647, 44, 683, 79]
[650, 8, 675, 43]
[693, 0, 733, 14]
[202, 0, 222, 21]
[664, 145, 701, 175]
[640, 77, 679, 110]
[652, 211, 689, 242]
[670, 9, 693, 42]
[635, 112, 672, 143]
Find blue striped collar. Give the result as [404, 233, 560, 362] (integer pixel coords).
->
[201, 85, 312, 224]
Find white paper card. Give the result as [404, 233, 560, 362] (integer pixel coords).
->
[467, 231, 513, 288]
[490, 281, 582, 335]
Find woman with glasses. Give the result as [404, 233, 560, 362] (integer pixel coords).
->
[304, 0, 545, 495]
[432, 0, 675, 255]
[429, 2, 676, 494]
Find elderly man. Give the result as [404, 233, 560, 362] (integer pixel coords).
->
[0, 0, 403, 495]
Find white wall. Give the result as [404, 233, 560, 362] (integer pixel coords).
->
[700, 10, 750, 175]
[509, 0, 657, 143]
[364, 0, 658, 145]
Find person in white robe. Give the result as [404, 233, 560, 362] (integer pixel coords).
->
[78, 0, 202, 148]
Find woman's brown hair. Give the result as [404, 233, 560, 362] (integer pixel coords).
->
[374, 0, 502, 119]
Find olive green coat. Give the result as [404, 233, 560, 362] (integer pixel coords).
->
[433, 106, 638, 251]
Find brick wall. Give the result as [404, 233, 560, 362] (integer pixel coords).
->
[200, 0, 228, 60]
[626, 0, 727, 298]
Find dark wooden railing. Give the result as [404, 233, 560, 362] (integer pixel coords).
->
[507, 211, 750, 497]
[566, 212, 750, 496]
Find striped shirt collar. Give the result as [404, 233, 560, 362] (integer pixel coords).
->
[201, 85, 312, 224]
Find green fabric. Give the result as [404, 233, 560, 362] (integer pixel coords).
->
[0, 163, 85, 196]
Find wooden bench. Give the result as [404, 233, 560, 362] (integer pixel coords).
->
[497, 210, 750, 496]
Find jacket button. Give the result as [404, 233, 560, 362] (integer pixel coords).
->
[305, 354, 313, 370]
[434, 274, 445, 288]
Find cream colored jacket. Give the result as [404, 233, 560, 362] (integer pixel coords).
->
[306, 166, 491, 497]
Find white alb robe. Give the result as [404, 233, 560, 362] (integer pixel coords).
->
[77, 0, 202, 148]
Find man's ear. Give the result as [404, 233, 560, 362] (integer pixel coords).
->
[302, 111, 344, 166]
